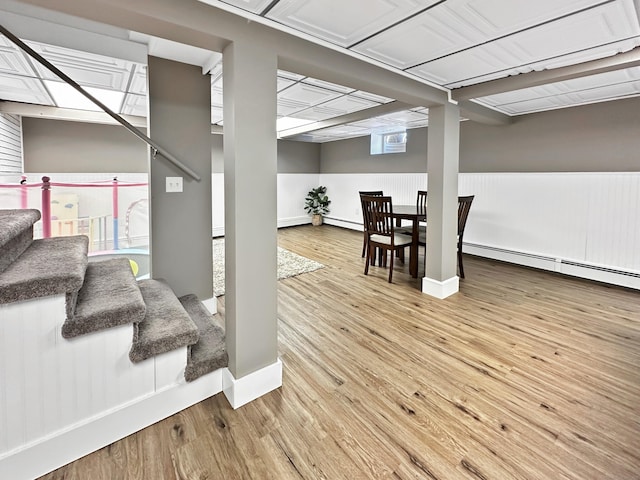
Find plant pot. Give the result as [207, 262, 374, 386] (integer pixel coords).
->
[311, 214, 323, 226]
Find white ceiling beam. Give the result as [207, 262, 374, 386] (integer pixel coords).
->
[452, 47, 640, 101]
[277, 101, 414, 138]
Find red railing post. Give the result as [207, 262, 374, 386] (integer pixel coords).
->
[112, 177, 119, 250]
[41, 176, 51, 238]
[20, 175, 27, 209]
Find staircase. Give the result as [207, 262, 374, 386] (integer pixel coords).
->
[0, 208, 228, 479]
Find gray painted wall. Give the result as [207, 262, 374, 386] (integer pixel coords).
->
[24, 119, 320, 174]
[147, 56, 213, 299]
[22, 118, 148, 173]
[320, 97, 640, 174]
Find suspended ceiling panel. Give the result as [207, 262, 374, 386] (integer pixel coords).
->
[266, 0, 437, 47]
[0, 72, 53, 105]
[476, 66, 640, 114]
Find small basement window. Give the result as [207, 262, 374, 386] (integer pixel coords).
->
[370, 129, 407, 155]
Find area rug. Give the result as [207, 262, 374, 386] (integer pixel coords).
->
[212, 238, 324, 297]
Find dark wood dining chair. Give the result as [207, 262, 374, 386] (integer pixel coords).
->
[397, 190, 427, 237]
[361, 195, 412, 283]
[359, 190, 383, 258]
[418, 195, 474, 278]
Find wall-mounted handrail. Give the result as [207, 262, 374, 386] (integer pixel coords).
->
[0, 24, 201, 182]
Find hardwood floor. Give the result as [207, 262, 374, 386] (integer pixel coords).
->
[40, 225, 640, 480]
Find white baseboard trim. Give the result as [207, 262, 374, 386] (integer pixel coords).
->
[223, 358, 282, 409]
[201, 296, 218, 315]
[0, 370, 223, 480]
[324, 217, 361, 231]
[278, 216, 311, 228]
[422, 275, 459, 299]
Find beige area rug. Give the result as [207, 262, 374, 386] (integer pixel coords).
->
[212, 238, 324, 297]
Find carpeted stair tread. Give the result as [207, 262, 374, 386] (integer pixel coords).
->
[0, 209, 41, 274]
[179, 294, 228, 382]
[61, 258, 146, 338]
[0, 235, 88, 305]
[129, 279, 199, 363]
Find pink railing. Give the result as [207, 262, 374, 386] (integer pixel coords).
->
[0, 175, 148, 250]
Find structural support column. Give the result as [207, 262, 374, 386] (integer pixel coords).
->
[222, 41, 280, 408]
[147, 56, 215, 309]
[423, 102, 460, 299]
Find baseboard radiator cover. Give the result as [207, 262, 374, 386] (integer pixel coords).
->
[464, 242, 640, 290]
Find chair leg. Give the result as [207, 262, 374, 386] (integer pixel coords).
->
[365, 243, 371, 276]
[361, 234, 366, 257]
[458, 249, 465, 279]
[388, 248, 394, 283]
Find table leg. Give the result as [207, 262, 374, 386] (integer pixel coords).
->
[410, 218, 418, 278]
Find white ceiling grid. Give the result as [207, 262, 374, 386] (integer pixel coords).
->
[0, 0, 639, 142]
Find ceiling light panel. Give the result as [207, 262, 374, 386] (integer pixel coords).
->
[267, 0, 437, 47]
[28, 42, 136, 91]
[45, 80, 125, 112]
[408, 0, 640, 87]
[0, 72, 53, 105]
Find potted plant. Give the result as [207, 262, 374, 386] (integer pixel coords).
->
[304, 186, 331, 226]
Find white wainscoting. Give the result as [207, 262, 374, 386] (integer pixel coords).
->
[0, 295, 223, 480]
[319, 172, 640, 289]
[212, 173, 320, 237]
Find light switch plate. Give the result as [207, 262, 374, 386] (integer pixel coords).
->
[166, 176, 183, 193]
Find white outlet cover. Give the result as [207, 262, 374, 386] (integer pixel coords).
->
[166, 176, 183, 193]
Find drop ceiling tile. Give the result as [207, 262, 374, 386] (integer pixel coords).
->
[211, 105, 223, 123]
[121, 93, 147, 116]
[409, 0, 640, 87]
[350, 117, 398, 129]
[302, 77, 355, 93]
[211, 83, 223, 107]
[277, 76, 296, 92]
[216, 0, 273, 14]
[351, 90, 395, 103]
[267, 0, 437, 47]
[0, 37, 38, 77]
[321, 95, 380, 114]
[278, 82, 343, 108]
[377, 110, 429, 124]
[28, 42, 136, 91]
[0, 73, 53, 105]
[128, 64, 147, 95]
[277, 70, 306, 81]
[277, 97, 309, 116]
[291, 106, 343, 121]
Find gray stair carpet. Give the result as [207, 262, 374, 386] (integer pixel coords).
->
[0, 235, 88, 305]
[179, 294, 228, 382]
[0, 209, 41, 274]
[129, 279, 199, 363]
[62, 258, 146, 338]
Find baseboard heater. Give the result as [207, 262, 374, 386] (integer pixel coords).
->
[464, 242, 640, 290]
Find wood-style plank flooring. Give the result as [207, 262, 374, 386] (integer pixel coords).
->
[40, 225, 640, 479]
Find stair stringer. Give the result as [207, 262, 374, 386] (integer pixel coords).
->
[0, 294, 223, 480]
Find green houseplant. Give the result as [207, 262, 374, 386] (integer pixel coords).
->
[304, 186, 331, 226]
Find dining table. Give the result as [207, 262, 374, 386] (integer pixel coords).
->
[392, 204, 426, 278]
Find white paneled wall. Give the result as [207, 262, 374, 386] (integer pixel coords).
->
[318, 172, 640, 288]
[212, 173, 320, 236]
[0, 295, 223, 480]
[0, 114, 22, 174]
